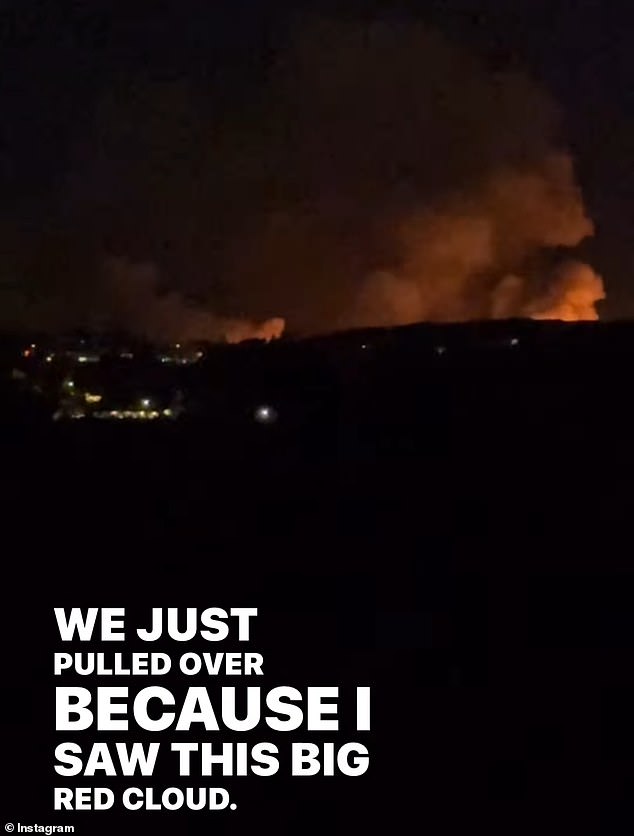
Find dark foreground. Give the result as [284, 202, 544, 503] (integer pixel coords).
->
[4, 325, 634, 835]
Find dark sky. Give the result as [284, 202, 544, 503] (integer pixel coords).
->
[1, 0, 632, 325]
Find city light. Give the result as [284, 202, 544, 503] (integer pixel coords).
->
[94, 409, 162, 421]
[254, 405, 278, 424]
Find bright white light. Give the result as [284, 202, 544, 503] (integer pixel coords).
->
[78, 355, 88, 363]
[361, 343, 368, 350]
[254, 405, 278, 424]
[510, 337, 519, 346]
[141, 398, 152, 408]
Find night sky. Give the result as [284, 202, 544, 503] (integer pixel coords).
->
[1, 0, 632, 327]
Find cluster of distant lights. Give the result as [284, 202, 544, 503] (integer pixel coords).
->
[159, 355, 201, 365]
[58, 384, 175, 420]
[68, 404, 175, 421]
[92, 408, 173, 421]
[22, 342, 204, 365]
[25, 337, 526, 425]
[159, 345, 204, 365]
[25, 339, 521, 364]
[26, 348, 111, 364]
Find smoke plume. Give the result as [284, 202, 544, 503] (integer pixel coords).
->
[94, 258, 285, 344]
[226, 19, 604, 333]
[352, 154, 604, 326]
[12, 17, 605, 337]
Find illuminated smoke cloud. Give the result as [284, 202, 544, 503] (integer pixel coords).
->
[94, 257, 285, 344]
[222, 317, 286, 344]
[352, 154, 601, 326]
[221, 20, 605, 331]
[18, 17, 605, 336]
[523, 261, 606, 321]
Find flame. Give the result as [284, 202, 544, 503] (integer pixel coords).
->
[352, 157, 605, 327]
[524, 261, 606, 322]
[223, 317, 286, 344]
